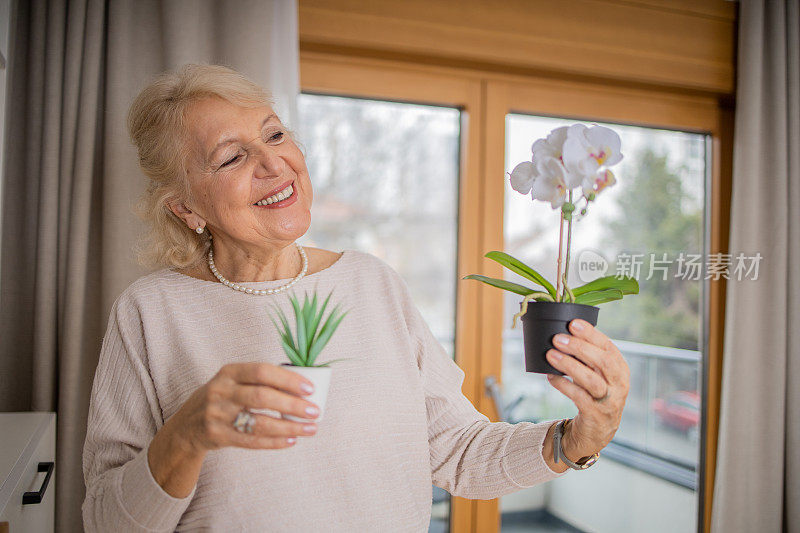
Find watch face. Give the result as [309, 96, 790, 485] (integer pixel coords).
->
[578, 455, 599, 469]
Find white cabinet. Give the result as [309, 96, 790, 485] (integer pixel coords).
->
[0, 413, 56, 532]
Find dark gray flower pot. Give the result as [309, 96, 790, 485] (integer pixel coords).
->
[520, 301, 599, 375]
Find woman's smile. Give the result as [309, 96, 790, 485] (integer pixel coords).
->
[253, 180, 298, 209]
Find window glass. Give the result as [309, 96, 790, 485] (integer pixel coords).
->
[499, 114, 707, 532]
[297, 93, 461, 532]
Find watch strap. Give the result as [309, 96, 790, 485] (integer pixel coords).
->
[554, 419, 599, 470]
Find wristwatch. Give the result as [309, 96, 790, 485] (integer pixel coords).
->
[553, 419, 599, 470]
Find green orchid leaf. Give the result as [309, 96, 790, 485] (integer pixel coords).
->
[573, 275, 639, 297]
[574, 288, 624, 306]
[462, 274, 537, 296]
[308, 308, 348, 366]
[484, 251, 557, 299]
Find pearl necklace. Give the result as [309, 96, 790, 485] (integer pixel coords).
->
[207, 237, 308, 295]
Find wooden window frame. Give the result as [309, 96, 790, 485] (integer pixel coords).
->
[300, 51, 732, 533]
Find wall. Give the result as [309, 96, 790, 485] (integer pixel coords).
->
[548, 460, 697, 533]
[500, 460, 696, 532]
[298, 0, 736, 95]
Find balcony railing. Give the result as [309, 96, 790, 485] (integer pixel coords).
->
[496, 333, 701, 490]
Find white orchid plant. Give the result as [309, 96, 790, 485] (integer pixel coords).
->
[464, 123, 639, 328]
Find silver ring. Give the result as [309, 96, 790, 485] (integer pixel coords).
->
[233, 410, 256, 434]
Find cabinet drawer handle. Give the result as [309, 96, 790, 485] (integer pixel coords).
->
[22, 462, 54, 505]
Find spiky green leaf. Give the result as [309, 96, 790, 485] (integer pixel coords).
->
[272, 304, 297, 354]
[310, 291, 333, 345]
[269, 314, 296, 357]
[308, 291, 333, 346]
[315, 303, 342, 344]
[289, 293, 308, 361]
[269, 317, 297, 361]
[305, 292, 319, 348]
[308, 308, 348, 366]
[280, 337, 304, 366]
[302, 292, 314, 327]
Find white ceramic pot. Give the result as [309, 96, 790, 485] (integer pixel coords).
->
[279, 365, 332, 422]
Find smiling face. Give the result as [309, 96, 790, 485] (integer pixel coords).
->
[173, 96, 313, 251]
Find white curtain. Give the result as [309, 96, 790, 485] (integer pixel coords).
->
[0, 1, 298, 530]
[711, 0, 799, 531]
[104, 0, 300, 308]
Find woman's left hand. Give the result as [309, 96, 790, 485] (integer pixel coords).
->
[545, 318, 630, 459]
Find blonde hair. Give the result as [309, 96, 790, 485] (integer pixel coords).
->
[128, 63, 298, 270]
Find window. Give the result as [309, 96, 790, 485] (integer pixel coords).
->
[499, 114, 709, 532]
[297, 92, 462, 532]
[300, 54, 727, 533]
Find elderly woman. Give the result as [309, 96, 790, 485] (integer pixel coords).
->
[82, 64, 629, 532]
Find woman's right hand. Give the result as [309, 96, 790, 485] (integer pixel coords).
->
[172, 362, 320, 454]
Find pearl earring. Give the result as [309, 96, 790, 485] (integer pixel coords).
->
[195, 226, 204, 234]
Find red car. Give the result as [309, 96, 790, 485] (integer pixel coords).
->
[652, 390, 700, 437]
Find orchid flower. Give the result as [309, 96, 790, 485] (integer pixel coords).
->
[531, 157, 569, 209]
[586, 168, 617, 196]
[563, 124, 623, 197]
[510, 123, 623, 213]
[509, 161, 537, 195]
[531, 126, 568, 165]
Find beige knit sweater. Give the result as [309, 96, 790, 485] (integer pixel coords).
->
[82, 250, 566, 532]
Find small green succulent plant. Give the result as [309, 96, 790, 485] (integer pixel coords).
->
[270, 289, 349, 367]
